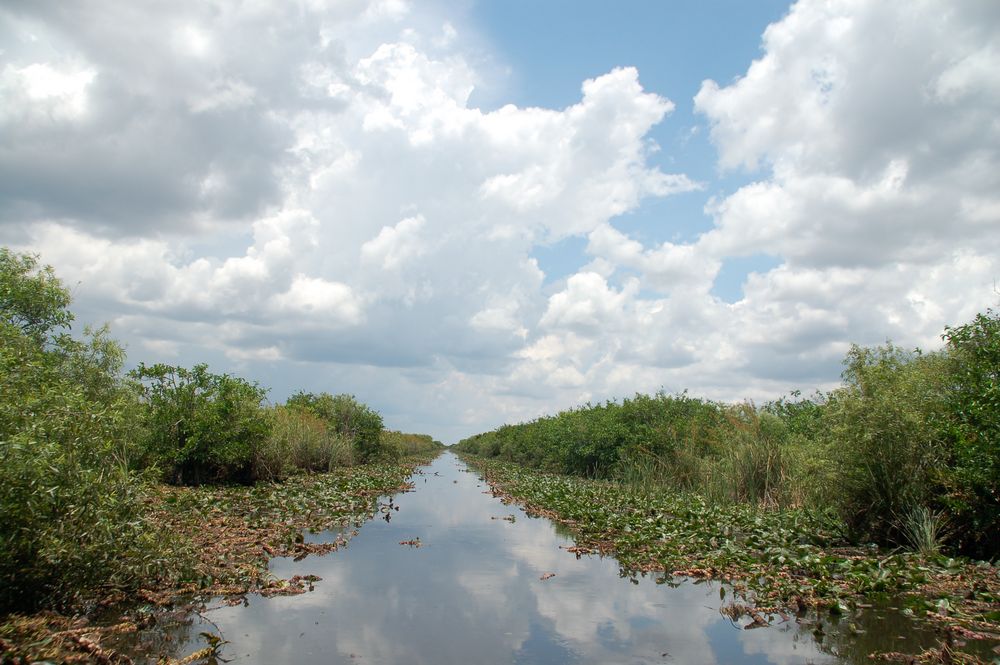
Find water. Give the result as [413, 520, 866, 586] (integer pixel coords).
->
[135, 452, 941, 664]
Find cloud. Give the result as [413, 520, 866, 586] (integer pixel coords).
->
[540, 272, 637, 333]
[688, 0, 999, 357]
[1, 0, 997, 442]
[361, 214, 427, 270]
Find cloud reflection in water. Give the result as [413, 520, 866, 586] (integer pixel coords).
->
[167, 454, 839, 664]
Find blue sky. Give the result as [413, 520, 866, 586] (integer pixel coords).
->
[1, 0, 998, 441]
[469, 1, 790, 301]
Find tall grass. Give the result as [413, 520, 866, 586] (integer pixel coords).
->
[900, 505, 950, 557]
[380, 430, 443, 457]
[254, 407, 355, 480]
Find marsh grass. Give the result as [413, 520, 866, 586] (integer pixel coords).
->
[900, 505, 950, 556]
[254, 407, 356, 480]
[616, 447, 672, 493]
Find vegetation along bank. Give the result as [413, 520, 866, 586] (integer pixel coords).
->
[0, 248, 444, 662]
[456, 307, 1000, 662]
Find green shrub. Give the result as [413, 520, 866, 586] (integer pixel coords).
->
[0, 247, 72, 342]
[286, 392, 389, 462]
[942, 309, 1000, 557]
[255, 406, 354, 479]
[130, 363, 272, 484]
[823, 343, 950, 544]
[380, 430, 444, 457]
[715, 407, 792, 507]
[0, 250, 174, 612]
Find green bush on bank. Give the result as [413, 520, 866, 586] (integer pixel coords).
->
[0, 250, 172, 612]
[255, 406, 354, 480]
[457, 309, 1000, 558]
[130, 363, 272, 485]
[380, 430, 446, 457]
[285, 391, 391, 462]
[942, 310, 1000, 558]
[823, 344, 951, 545]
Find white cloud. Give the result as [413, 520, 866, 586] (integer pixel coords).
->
[360, 214, 427, 270]
[0, 62, 96, 121]
[1, 0, 997, 442]
[540, 272, 637, 333]
[273, 276, 363, 325]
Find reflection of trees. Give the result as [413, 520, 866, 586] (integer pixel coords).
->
[801, 605, 940, 664]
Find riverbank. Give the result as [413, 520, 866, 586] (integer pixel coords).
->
[0, 454, 437, 664]
[461, 454, 1000, 664]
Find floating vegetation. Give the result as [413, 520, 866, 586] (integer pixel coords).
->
[461, 455, 1000, 662]
[0, 455, 437, 663]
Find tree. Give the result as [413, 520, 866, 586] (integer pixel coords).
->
[943, 309, 1000, 556]
[130, 363, 272, 484]
[0, 248, 157, 611]
[0, 248, 73, 342]
[823, 343, 950, 544]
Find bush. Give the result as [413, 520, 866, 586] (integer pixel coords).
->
[715, 406, 792, 507]
[0, 250, 170, 612]
[822, 343, 950, 544]
[255, 406, 354, 480]
[380, 430, 444, 457]
[942, 309, 1000, 557]
[286, 392, 389, 462]
[130, 363, 272, 484]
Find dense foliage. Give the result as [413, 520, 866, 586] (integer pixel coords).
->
[131, 363, 272, 484]
[0, 248, 437, 614]
[286, 391, 388, 462]
[942, 310, 1000, 556]
[0, 251, 166, 611]
[255, 406, 354, 480]
[457, 309, 1000, 558]
[380, 430, 445, 457]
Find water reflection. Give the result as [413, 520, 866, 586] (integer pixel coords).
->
[148, 453, 934, 664]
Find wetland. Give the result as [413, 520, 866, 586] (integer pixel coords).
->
[112, 452, 992, 664]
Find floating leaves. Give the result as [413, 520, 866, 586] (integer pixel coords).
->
[460, 454, 1000, 661]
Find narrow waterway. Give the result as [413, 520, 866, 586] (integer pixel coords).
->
[140, 452, 935, 664]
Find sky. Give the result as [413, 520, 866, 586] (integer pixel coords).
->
[1, 0, 998, 443]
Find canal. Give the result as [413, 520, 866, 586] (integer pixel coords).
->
[140, 452, 932, 664]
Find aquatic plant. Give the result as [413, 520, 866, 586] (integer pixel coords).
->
[461, 455, 1000, 662]
[900, 505, 950, 557]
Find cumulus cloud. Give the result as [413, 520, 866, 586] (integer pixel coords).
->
[690, 0, 999, 354]
[1, 0, 997, 441]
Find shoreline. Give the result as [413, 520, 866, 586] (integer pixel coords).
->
[459, 453, 1000, 664]
[0, 453, 439, 664]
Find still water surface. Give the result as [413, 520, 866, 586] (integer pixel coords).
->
[146, 452, 935, 664]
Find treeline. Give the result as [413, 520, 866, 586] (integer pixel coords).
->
[0, 248, 442, 612]
[456, 309, 999, 560]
